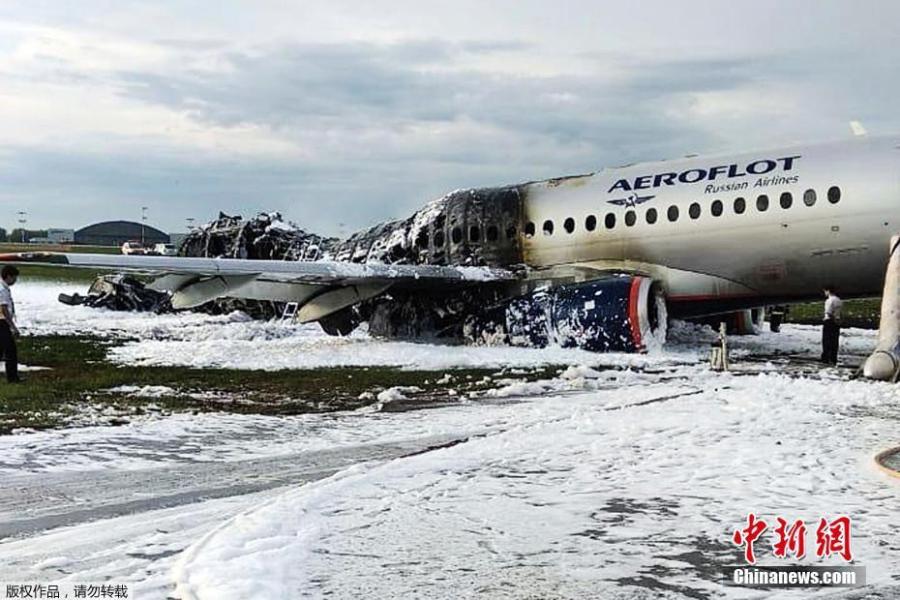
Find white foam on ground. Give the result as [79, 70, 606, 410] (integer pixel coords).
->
[175, 373, 900, 599]
[104, 385, 179, 398]
[0, 486, 280, 599]
[17, 281, 875, 372]
[15, 281, 662, 370]
[7, 280, 897, 599]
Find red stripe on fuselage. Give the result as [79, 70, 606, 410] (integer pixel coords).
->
[628, 278, 643, 350]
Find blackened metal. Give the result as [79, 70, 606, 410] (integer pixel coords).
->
[179, 212, 337, 261]
[331, 186, 525, 267]
[58, 274, 286, 320]
[60, 187, 531, 330]
[58, 274, 173, 313]
[361, 277, 652, 352]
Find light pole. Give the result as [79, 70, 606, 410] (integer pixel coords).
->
[16, 211, 26, 243]
[141, 206, 148, 247]
[186, 217, 195, 231]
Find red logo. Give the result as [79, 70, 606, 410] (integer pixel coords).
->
[732, 513, 768, 564]
[732, 514, 852, 563]
[815, 516, 853, 561]
[773, 517, 807, 559]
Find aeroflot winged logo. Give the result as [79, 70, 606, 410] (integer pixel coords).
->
[606, 155, 802, 202]
[608, 193, 655, 208]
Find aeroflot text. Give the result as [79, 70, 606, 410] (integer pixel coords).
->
[608, 156, 802, 193]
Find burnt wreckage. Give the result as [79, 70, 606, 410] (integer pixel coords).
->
[325, 187, 661, 351]
[65, 188, 663, 352]
[62, 212, 337, 321]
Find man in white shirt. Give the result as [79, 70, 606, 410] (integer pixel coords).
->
[0, 265, 21, 383]
[821, 286, 842, 365]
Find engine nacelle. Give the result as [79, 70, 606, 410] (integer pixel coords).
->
[465, 276, 667, 352]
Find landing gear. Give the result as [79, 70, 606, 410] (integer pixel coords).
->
[319, 308, 361, 336]
[769, 306, 787, 333]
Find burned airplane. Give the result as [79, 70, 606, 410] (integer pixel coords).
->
[4, 135, 899, 354]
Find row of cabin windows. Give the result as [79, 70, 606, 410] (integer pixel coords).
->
[523, 186, 841, 237]
[420, 222, 517, 250]
[413, 186, 842, 248]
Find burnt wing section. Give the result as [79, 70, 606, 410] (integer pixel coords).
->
[331, 186, 525, 267]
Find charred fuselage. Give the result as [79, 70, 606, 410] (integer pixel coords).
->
[174, 188, 666, 353]
[330, 186, 526, 268]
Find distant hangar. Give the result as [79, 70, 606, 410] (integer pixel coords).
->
[75, 221, 170, 247]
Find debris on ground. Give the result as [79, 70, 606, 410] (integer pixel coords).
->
[59, 274, 173, 313]
[59, 212, 338, 320]
[58, 194, 528, 330]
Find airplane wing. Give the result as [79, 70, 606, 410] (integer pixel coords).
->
[0, 252, 519, 322]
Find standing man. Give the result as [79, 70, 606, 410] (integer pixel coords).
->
[821, 285, 842, 365]
[0, 265, 21, 383]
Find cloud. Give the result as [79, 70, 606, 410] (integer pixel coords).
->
[1, 6, 900, 234]
[113, 41, 753, 161]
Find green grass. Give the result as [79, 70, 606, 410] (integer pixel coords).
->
[15, 265, 102, 284]
[784, 297, 881, 329]
[0, 334, 561, 434]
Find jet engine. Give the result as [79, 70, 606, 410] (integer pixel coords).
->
[465, 275, 667, 352]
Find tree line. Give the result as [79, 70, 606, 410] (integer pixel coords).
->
[0, 228, 51, 243]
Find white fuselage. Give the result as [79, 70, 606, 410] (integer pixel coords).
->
[520, 136, 900, 307]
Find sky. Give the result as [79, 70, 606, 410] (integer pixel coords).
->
[0, 0, 899, 236]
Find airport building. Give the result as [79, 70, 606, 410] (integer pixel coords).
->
[28, 228, 76, 244]
[74, 221, 170, 247]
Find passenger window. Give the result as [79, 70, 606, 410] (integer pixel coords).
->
[434, 230, 445, 248]
[506, 225, 516, 240]
[780, 192, 793, 209]
[711, 200, 723, 217]
[543, 220, 554, 235]
[585, 215, 597, 231]
[828, 186, 841, 204]
[734, 197, 746, 214]
[564, 217, 575, 233]
[486, 225, 498, 242]
[645, 208, 658, 224]
[604, 213, 616, 229]
[451, 227, 462, 244]
[667, 205, 679, 222]
[469, 225, 480, 242]
[625, 210, 636, 226]
[689, 203, 701, 219]
[525, 222, 535, 238]
[803, 189, 816, 206]
[756, 194, 769, 212]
